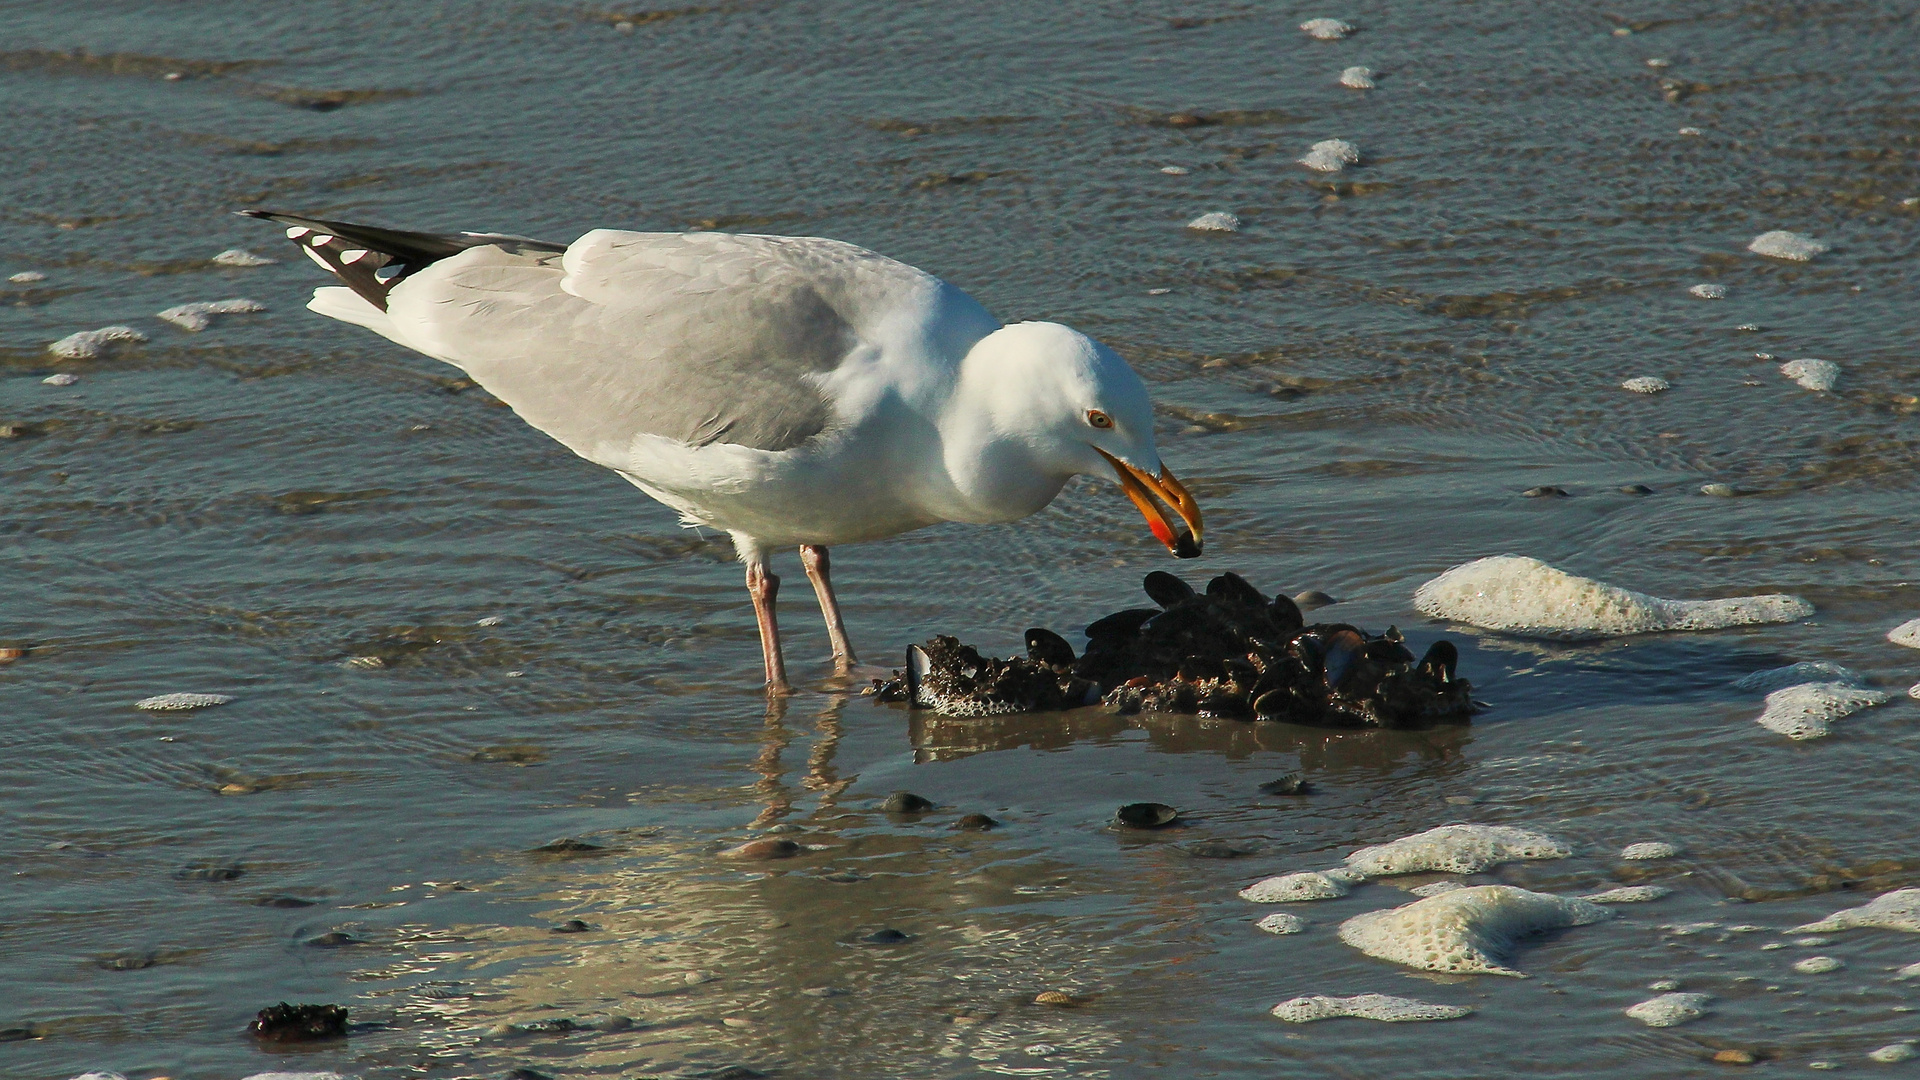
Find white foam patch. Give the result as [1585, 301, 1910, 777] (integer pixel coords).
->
[1872, 1044, 1919, 1063]
[1755, 683, 1890, 740]
[1793, 955, 1843, 973]
[1337, 885, 1611, 977]
[69, 1073, 130, 1080]
[1160, 165, 1190, 175]
[1410, 881, 1468, 897]
[1898, 961, 1920, 980]
[11, 270, 48, 283]
[239, 1073, 358, 1080]
[1620, 841, 1680, 860]
[1781, 358, 1840, 391]
[1625, 992, 1712, 1027]
[1582, 885, 1674, 903]
[1748, 230, 1829, 261]
[1622, 376, 1670, 394]
[1345, 824, 1570, 876]
[1270, 993, 1470, 1023]
[1240, 868, 1363, 903]
[1912, 682, 1920, 701]
[1339, 66, 1375, 88]
[1300, 138, 1361, 172]
[1256, 912, 1307, 934]
[211, 248, 275, 267]
[43, 373, 79, 386]
[1889, 618, 1920, 648]
[1412, 555, 1814, 638]
[1735, 662, 1865, 693]
[1300, 18, 1353, 39]
[158, 297, 266, 331]
[1794, 888, 1920, 934]
[135, 692, 233, 711]
[1186, 211, 1240, 232]
[1688, 283, 1728, 299]
[48, 326, 147, 359]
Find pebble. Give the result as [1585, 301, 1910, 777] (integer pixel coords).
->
[1736, 323, 1760, 331]
[1114, 801, 1179, 828]
[9, 271, 47, 283]
[1259, 773, 1308, 795]
[49, 326, 147, 360]
[881, 791, 935, 813]
[1713, 1049, 1759, 1065]
[42, 373, 79, 386]
[1256, 912, 1307, 934]
[1678, 126, 1703, 136]
[1160, 165, 1190, 175]
[1748, 230, 1829, 261]
[1871, 1045, 1918, 1063]
[1300, 138, 1361, 172]
[1792, 956, 1843, 974]
[210, 248, 275, 267]
[1700, 483, 1737, 497]
[1622, 376, 1670, 394]
[157, 297, 266, 331]
[860, 927, 911, 944]
[1523, 485, 1570, 498]
[721, 838, 801, 860]
[1033, 990, 1081, 1007]
[550, 919, 591, 933]
[305, 932, 357, 948]
[1338, 66, 1375, 89]
[1888, 618, 1920, 648]
[1620, 483, 1655, 494]
[0, 647, 26, 663]
[136, 692, 233, 711]
[1621, 841, 1680, 860]
[1292, 590, 1338, 609]
[1650, 978, 1682, 991]
[1781, 358, 1840, 392]
[1300, 17, 1354, 39]
[1626, 991, 1713, 1027]
[1688, 283, 1728, 299]
[1186, 211, 1241, 232]
[953, 813, 998, 830]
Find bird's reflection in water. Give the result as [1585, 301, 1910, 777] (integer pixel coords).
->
[908, 702, 1474, 774]
[748, 694, 856, 829]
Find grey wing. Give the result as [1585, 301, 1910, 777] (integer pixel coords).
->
[381, 230, 948, 460]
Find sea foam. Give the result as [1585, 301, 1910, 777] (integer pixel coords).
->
[1413, 555, 1813, 637]
[1337, 885, 1610, 977]
[1620, 841, 1680, 860]
[1890, 618, 1920, 648]
[1754, 683, 1890, 740]
[1186, 211, 1241, 232]
[1240, 868, 1363, 903]
[1582, 885, 1673, 903]
[1688, 283, 1728, 299]
[1256, 912, 1307, 934]
[1300, 138, 1361, 172]
[1626, 992, 1712, 1027]
[1793, 888, 1920, 934]
[1270, 993, 1470, 1023]
[1344, 824, 1570, 876]
[49, 326, 147, 359]
[1339, 66, 1375, 88]
[211, 248, 275, 267]
[158, 298, 266, 331]
[135, 692, 234, 711]
[1781, 358, 1840, 391]
[1300, 18, 1353, 39]
[1622, 376, 1670, 394]
[1748, 230, 1829, 261]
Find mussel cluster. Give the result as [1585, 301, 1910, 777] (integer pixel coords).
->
[873, 570, 1477, 727]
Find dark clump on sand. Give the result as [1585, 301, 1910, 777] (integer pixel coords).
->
[872, 571, 1477, 726]
[248, 1001, 348, 1042]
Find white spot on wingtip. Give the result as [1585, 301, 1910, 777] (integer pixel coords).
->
[310, 234, 335, 246]
[340, 248, 369, 264]
[303, 246, 333, 270]
[285, 226, 311, 239]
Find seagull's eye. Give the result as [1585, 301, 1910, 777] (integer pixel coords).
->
[1087, 410, 1114, 429]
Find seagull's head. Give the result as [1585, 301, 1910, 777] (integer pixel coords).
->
[959, 321, 1203, 558]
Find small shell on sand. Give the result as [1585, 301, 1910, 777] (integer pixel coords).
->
[1793, 888, 1920, 934]
[1186, 211, 1241, 232]
[157, 298, 266, 332]
[721, 838, 801, 860]
[42, 373, 79, 386]
[49, 326, 146, 360]
[1748, 230, 1829, 261]
[1271, 993, 1470, 1023]
[1413, 555, 1812, 637]
[1700, 483, 1737, 497]
[135, 692, 233, 711]
[10, 271, 48, 283]
[1336, 885, 1611, 977]
[1345, 824, 1569, 876]
[211, 248, 275, 267]
[1871, 1045, 1918, 1063]
[1754, 682, 1889, 740]
[1256, 912, 1307, 934]
[1622, 376, 1669, 394]
[1889, 617, 1920, 648]
[1160, 165, 1190, 175]
[1620, 841, 1680, 860]
[1033, 990, 1082, 1007]
[1781, 358, 1840, 392]
[0, 647, 27, 663]
[1792, 956, 1843, 974]
[1300, 18, 1353, 40]
[1300, 138, 1361, 172]
[1688, 283, 1727, 299]
[1339, 66, 1375, 89]
[1626, 992, 1712, 1027]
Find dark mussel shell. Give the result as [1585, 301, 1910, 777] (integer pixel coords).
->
[1143, 571, 1197, 609]
[1113, 802, 1180, 829]
[881, 791, 935, 813]
[1024, 627, 1076, 669]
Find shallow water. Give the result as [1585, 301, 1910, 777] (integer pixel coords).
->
[4, 1, 1919, 1077]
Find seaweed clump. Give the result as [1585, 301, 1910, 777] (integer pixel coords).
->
[247, 1001, 348, 1043]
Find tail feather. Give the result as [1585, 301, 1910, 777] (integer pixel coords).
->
[236, 209, 566, 312]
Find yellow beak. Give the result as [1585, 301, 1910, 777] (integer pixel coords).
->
[1097, 448, 1204, 559]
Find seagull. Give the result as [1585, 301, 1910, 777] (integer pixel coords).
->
[242, 209, 1204, 693]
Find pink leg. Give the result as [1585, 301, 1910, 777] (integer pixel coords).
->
[800, 544, 858, 671]
[747, 555, 791, 695]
